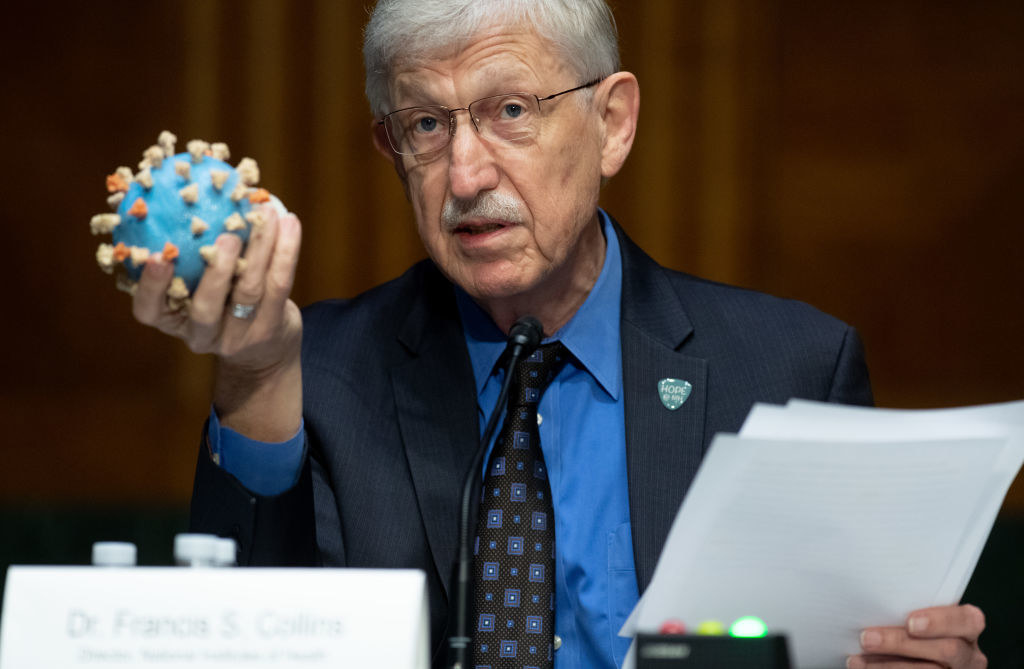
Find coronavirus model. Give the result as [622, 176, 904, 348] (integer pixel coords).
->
[91, 131, 284, 309]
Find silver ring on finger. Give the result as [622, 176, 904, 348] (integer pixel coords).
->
[230, 302, 258, 320]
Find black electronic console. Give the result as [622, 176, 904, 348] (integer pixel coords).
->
[636, 633, 792, 669]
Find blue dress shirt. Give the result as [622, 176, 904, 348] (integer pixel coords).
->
[207, 409, 305, 496]
[212, 209, 638, 668]
[454, 210, 637, 669]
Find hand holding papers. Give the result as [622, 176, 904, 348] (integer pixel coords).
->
[622, 400, 1024, 669]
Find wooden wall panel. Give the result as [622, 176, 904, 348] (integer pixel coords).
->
[0, 1, 1020, 509]
[759, 1, 1024, 413]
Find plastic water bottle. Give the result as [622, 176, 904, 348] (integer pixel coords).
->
[213, 537, 237, 567]
[173, 533, 219, 567]
[91, 541, 137, 566]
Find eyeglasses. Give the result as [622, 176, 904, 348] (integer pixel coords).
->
[378, 77, 605, 156]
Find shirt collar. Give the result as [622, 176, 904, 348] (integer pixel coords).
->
[456, 209, 623, 400]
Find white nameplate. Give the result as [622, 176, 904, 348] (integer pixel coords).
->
[0, 566, 429, 669]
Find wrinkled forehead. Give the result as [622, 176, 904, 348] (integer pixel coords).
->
[384, 23, 574, 103]
[386, 14, 526, 67]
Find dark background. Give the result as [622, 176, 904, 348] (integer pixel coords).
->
[0, 1, 1021, 665]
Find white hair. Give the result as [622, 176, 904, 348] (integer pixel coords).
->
[363, 0, 620, 118]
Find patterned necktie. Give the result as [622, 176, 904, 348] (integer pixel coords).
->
[471, 341, 568, 669]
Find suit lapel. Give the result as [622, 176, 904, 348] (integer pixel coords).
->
[616, 224, 709, 594]
[387, 225, 711, 599]
[391, 265, 479, 601]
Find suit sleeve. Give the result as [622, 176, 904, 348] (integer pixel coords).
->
[189, 426, 319, 566]
[826, 326, 874, 407]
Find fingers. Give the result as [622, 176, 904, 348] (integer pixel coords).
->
[127, 205, 303, 363]
[848, 654, 942, 669]
[229, 204, 280, 310]
[850, 653, 987, 669]
[132, 255, 175, 325]
[188, 233, 243, 350]
[851, 604, 988, 669]
[221, 206, 301, 344]
[847, 651, 942, 667]
[853, 626, 974, 668]
[905, 605, 985, 642]
[260, 210, 302, 318]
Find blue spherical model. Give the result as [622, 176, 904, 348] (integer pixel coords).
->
[115, 153, 254, 291]
[91, 132, 282, 301]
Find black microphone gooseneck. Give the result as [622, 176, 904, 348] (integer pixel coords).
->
[447, 316, 544, 669]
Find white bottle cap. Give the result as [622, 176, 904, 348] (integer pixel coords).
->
[213, 537, 237, 566]
[173, 533, 218, 566]
[92, 541, 137, 567]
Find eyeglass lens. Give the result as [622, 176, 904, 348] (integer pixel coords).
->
[384, 93, 542, 156]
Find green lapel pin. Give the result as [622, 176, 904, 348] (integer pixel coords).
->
[658, 378, 692, 410]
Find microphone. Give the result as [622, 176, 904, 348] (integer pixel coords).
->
[506, 315, 543, 358]
[447, 316, 544, 669]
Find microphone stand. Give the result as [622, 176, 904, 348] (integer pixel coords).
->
[447, 316, 543, 669]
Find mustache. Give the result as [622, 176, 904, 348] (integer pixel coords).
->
[441, 192, 525, 231]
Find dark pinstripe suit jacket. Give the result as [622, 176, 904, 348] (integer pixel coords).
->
[190, 217, 873, 664]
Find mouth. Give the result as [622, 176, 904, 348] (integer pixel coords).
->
[452, 219, 512, 236]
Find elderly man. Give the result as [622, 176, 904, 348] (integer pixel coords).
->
[132, 1, 986, 668]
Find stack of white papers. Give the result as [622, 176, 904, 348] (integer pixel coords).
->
[620, 399, 1024, 669]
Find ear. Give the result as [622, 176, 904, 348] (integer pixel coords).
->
[595, 72, 640, 179]
[371, 119, 409, 183]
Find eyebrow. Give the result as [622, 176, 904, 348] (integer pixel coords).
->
[390, 65, 537, 110]
[391, 79, 444, 109]
[473, 63, 534, 94]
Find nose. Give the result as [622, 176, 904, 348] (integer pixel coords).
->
[447, 108, 500, 200]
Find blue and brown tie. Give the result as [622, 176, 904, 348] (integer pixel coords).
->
[471, 341, 568, 669]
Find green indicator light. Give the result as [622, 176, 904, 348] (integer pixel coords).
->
[729, 616, 768, 638]
[695, 620, 726, 636]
